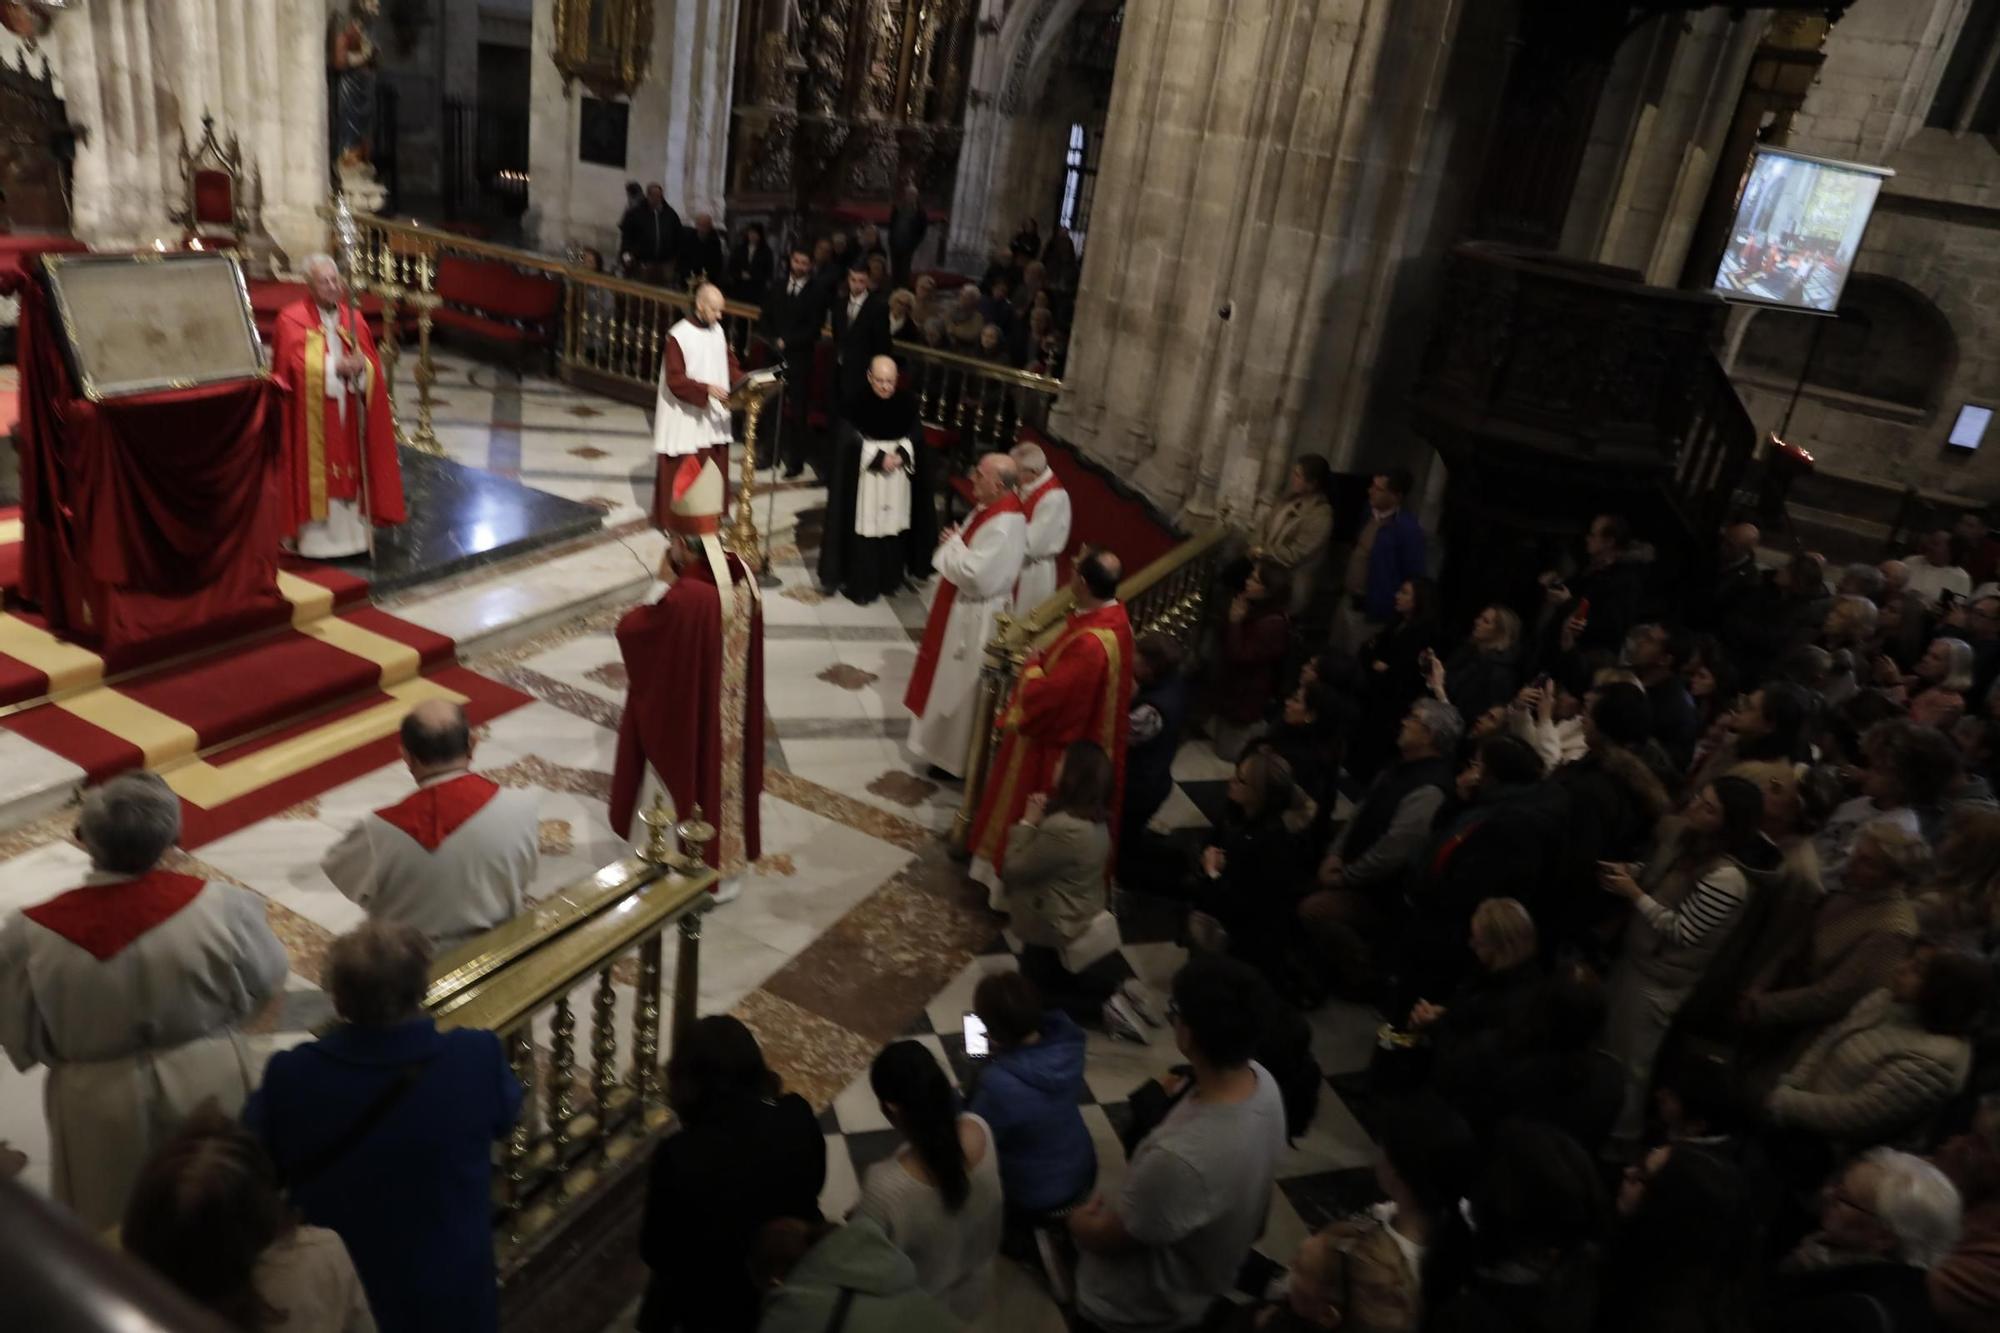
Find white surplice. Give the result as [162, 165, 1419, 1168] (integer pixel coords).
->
[653, 318, 734, 457]
[295, 304, 370, 558]
[1012, 470, 1072, 615]
[0, 874, 289, 1228]
[320, 772, 540, 951]
[908, 504, 1027, 777]
[856, 436, 914, 538]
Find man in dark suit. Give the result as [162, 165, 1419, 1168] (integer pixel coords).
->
[760, 245, 830, 479]
[678, 212, 727, 286]
[829, 266, 890, 419]
[619, 183, 681, 285]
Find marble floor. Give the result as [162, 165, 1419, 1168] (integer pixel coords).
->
[0, 350, 1386, 1331]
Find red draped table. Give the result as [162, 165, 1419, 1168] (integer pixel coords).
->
[4, 263, 287, 667]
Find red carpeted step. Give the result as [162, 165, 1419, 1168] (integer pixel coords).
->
[118, 629, 386, 749]
[174, 666, 532, 849]
[338, 605, 458, 668]
[279, 556, 371, 608]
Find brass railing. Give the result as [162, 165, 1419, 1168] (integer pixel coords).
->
[345, 215, 1061, 462]
[952, 523, 1234, 849]
[422, 824, 718, 1273]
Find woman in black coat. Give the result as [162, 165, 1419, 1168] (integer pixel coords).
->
[723, 223, 774, 304]
[637, 1017, 826, 1333]
[1190, 749, 1310, 975]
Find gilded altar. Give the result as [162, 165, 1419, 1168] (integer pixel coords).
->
[727, 0, 974, 214]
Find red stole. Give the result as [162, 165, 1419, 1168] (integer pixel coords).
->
[903, 493, 1026, 716]
[374, 773, 502, 852]
[22, 870, 207, 961]
[969, 601, 1136, 871]
[1022, 472, 1064, 520]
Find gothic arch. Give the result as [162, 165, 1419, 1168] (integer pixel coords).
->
[1736, 273, 1960, 418]
[946, 0, 1089, 260]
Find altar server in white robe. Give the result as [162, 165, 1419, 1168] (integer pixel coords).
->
[651, 282, 742, 524]
[322, 699, 539, 950]
[904, 452, 1028, 777]
[0, 772, 288, 1229]
[1010, 441, 1071, 615]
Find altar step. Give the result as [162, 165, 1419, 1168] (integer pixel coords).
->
[0, 524, 662, 840]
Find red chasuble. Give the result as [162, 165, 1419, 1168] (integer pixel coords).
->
[969, 601, 1135, 873]
[270, 297, 407, 538]
[902, 492, 1026, 716]
[374, 774, 502, 851]
[608, 552, 765, 873]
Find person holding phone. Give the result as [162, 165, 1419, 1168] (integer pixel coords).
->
[964, 972, 1096, 1231]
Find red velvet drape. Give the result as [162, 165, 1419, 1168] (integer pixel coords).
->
[3, 263, 284, 657]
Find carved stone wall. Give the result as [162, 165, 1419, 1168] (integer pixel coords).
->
[726, 0, 973, 222]
[3, 0, 333, 263]
[1052, 0, 1512, 519]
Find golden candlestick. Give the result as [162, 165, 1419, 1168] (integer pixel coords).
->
[725, 374, 784, 562]
[638, 791, 676, 865]
[371, 280, 411, 449]
[675, 804, 717, 865]
[408, 288, 443, 457]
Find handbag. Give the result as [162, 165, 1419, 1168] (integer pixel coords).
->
[1059, 909, 1121, 973]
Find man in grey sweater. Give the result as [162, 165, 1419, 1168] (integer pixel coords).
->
[1068, 957, 1289, 1333]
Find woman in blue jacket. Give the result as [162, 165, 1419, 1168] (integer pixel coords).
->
[966, 970, 1096, 1220]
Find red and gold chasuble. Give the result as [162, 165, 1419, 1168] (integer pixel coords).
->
[969, 600, 1135, 872]
[271, 297, 407, 537]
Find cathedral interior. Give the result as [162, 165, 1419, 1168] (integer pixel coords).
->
[4, 1, 2000, 1331]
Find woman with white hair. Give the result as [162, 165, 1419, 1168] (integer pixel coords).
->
[1776, 1147, 1963, 1332]
[0, 772, 288, 1228]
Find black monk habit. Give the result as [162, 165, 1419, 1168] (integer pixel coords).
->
[817, 388, 937, 604]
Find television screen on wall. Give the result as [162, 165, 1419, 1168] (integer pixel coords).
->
[1711, 148, 1893, 314]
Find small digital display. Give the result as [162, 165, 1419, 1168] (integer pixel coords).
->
[1949, 404, 1993, 452]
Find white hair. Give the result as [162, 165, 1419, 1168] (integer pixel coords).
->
[79, 772, 182, 875]
[301, 253, 340, 281]
[1859, 1147, 1962, 1268]
[1009, 443, 1046, 477]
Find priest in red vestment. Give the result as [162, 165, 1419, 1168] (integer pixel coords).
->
[969, 549, 1134, 900]
[609, 456, 764, 897]
[271, 254, 407, 558]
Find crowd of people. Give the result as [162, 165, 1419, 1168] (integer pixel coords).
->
[1072, 476, 2000, 1333]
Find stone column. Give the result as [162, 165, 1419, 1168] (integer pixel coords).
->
[1052, 0, 1490, 520]
[946, 0, 1083, 269]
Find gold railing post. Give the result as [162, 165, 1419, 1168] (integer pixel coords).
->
[503, 1029, 536, 1243]
[590, 966, 620, 1130]
[630, 934, 666, 1132]
[672, 912, 701, 1052]
[547, 997, 577, 1151]
[373, 277, 410, 449]
[727, 383, 781, 562]
[950, 613, 1030, 856]
[408, 250, 442, 456]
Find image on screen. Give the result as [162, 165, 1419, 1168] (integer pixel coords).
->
[1949, 404, 1993, 452]
[1712, 149, 1890, 314]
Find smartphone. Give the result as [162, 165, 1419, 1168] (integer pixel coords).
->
[963, 1012, 989, 1059]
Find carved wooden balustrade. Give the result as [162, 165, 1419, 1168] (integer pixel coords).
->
[952, 522, 1231, 850]
[346, 214, 1062, 467]
[422, 823, 718, 1272]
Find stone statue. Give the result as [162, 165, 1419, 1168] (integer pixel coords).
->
[329, 0, 381, 172]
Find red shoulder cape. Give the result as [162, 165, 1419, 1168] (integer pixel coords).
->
[373, 773, 502, 852]
[22, 870, 208, 961]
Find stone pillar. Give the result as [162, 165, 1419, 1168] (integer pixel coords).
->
[27, 0, 329, 261]
[1052, 0, 1493, 521]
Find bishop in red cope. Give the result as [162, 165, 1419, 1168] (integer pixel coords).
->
[321, 700, 540, 950]
[270, 253, 407, 557]
[969, 549, 1134, 899]
[610, 456, 765, 895]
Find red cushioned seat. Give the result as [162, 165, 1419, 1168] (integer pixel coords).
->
[431, 256, 562, 370]
[923, 425, 960, 453]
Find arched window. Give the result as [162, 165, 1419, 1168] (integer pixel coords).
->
[1058, 121, 1097, 250]
[1736, 275, 1958, 418]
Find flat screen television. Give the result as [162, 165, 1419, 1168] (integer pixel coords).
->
[1711, 148, 1892, 314]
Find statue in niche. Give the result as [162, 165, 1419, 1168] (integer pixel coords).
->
[329, 0, 381, 172]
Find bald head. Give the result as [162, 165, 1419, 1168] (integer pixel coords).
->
[867, 355, 899, 400]
[1075, 548, 1121, 605]
[400, 699, 471, 777]
[972, 452, 1017, 506]
[693, 283, 725, 325]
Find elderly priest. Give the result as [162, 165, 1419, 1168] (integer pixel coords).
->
[321, 699, 540, 949]
[653, 282, 742, 521]
[905, 452, 1028, 778]
[272, 254, 408, 557]
[0, 772, 288, 1229]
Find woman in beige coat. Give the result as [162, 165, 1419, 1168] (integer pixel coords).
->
[1002, 742, 1150, 1037]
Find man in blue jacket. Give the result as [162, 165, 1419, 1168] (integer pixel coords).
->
[1335, 467, 1428, 653]
[966, 971, 1096, 1219]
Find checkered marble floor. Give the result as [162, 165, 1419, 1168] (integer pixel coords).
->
[810, 746, 1383, 1328]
